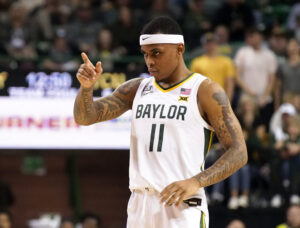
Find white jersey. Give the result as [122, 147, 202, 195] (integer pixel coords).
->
[129, 73, 214, 207]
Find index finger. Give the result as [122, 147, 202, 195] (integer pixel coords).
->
[81, 52, 94, 66]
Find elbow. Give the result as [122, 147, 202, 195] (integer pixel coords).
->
[77, 121, 92, 126]
[231, 143, 248, 169]
[74, 116, 93, 126]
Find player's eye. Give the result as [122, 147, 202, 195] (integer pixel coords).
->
[153, 51, 160, 56]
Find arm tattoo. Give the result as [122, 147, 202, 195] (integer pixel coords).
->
[73, 78, 142, 125]
[74, 87, 95, 125]
[94, 92, 127, 122]
[193, 90, 247, 188]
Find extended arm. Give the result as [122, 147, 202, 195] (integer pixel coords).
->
[193, 80, 247, 187]
[74, 78, 142, 125]
[73, 52, 142, 125]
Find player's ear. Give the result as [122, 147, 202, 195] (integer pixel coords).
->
[177, 43, 185, 55]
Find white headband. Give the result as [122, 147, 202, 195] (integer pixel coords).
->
[140, 34, 184, 45]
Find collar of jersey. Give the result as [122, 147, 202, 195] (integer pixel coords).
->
[154, 73, 196, 92]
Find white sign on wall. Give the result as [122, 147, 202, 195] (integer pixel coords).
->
[0, 97, 131, 149]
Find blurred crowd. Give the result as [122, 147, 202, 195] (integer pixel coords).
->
[0, 0, 299, 72]
[1, 0, 300, 226]
[200, 26, 300, 211]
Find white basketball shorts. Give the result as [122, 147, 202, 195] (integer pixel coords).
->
[127, 189, 209, 228]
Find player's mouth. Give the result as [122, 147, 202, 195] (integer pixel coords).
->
[148, 69, 158, 76]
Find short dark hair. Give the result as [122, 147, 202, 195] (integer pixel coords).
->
[141, 16, 183, 35]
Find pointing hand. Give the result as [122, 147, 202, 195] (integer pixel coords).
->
[76, 52, 103, 89]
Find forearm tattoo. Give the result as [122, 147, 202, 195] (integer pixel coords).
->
[193, 90, 247, 187]
[74, 78, 142, 125]
[74, 87, 95, 125]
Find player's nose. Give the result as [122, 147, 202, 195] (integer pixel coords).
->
[145, 56, 155, 67]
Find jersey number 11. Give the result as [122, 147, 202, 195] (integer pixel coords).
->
[149, 124, 165, 152]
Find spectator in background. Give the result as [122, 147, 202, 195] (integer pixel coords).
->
[270, 116, 300, 207]
[215, 25, 234, 57]
[270, 102, 297, 144]
[287, 3, 300, 42]
[190, 32, 235, 102]
[276, 204, 300, 228]
[226, 219, 246, 228]
[5, 2, 37, 61]
[182, 0, 211, 49]
[227, 96, 262, 209]
[0, 209, 12, 228]
[111, 6, 139, 55]
[148, 0, 169, 19]
[30, 0, 65, 41]
[275, 38, 300, 109]
[268, 27, 288, 63]
[43, 31, 79, 71]
[235, 27, 277, 129]
[0, 0, 11, 53]
[66, 1, 102, 54]
[213, 0, 255, 41]
[237, 95, 273, 207]
[89, 28, 126, 72]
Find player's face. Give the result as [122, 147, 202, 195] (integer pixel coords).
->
[141, 43, 182, 81]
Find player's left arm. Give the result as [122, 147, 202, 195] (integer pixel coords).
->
[160, 80, 247, 206]
[193, 80, 247, 185]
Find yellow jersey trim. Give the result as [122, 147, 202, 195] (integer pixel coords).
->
[154, 73, 196, 92]
[207, 131, 213, 153]
[201, 131, 213, 171]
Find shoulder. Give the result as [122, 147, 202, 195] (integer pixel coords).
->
[117, 77, 144, 93]
[114, 77, 144, 109]
[197, 79, 227, 106]
[198, 78, 222, 93]
[115, 77, 144, 98]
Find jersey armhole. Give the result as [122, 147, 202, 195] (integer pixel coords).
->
[131, 77, 149, 108]
[191, 77, 214, 131]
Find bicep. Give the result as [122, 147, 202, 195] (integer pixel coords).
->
[200, 82, 244, 149]
[93, 78, 142, 122]
[93, 92, 129, 122]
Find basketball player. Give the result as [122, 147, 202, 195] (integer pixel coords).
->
[73, 16, 247, 228]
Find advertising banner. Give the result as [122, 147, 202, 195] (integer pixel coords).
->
[0, 97, 132, 149]
[0, 69, 144, 149]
